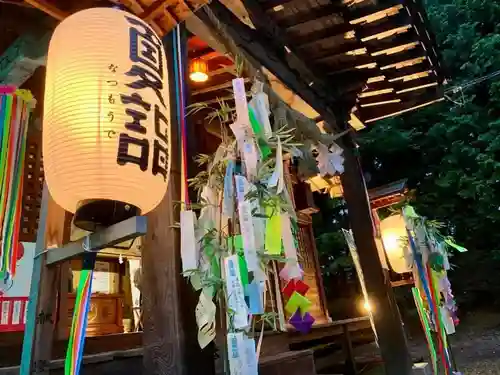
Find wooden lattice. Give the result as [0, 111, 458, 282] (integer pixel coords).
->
[19, 126, 44, 242]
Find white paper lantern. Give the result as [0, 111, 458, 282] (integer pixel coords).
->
[380, 214, 412, 274]
[43, 8, 170, 228]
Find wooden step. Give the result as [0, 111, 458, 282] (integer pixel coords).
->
[259, 350, 316, 375]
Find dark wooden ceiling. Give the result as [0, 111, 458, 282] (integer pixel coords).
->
[207, 0, 446, 128]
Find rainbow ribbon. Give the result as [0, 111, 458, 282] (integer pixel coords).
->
[412, 287, 438, 375]
[0, 87, 34, 281]
[172, 26, 189, 208]
[65, 254, 97, 375]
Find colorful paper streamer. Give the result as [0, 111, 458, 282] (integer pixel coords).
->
[0, 88, 35, 281]
[65, 254, 96, 375]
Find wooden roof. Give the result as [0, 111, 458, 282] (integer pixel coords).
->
[0, 0, 210, 43]
[368, 179, 408, 208]
[199, 0, 445, 130]
[256, 0, 444, 124]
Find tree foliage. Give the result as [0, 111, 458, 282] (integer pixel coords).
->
[357, 0, 500, 308]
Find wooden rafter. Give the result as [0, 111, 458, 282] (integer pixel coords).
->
[198, 1, 345, 131]
[23, 0, 68, 20]
[139, 0, 169, 21]
[240, 0, 347, 108]
[293, 23, 355, 47]
[276, 3, 343, 29]
[192, 77, 250, 96]
[261, 0, 296, 11]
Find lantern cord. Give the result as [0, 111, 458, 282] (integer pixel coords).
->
[0, 87, 33, 281]
[172, 25, 190, 209]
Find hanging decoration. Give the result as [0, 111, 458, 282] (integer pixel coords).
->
[65, 255, 96, 375]
[43, 8, 170, 230]
[41, 8, 170, 375]
[180, 60, 348, 372]
[401, 205, 466, 375]
[316, 142, 344, 176]
[0, 86, 36, 281]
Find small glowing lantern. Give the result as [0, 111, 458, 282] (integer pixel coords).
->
[189, 59, 209, 82]
[358, 297, 373, 313]
[380, 214, 412, 274]
[43, 8, 170, 231]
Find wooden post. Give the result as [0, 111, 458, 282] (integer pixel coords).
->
[20, 185, 72, 374]
[141, 26, 214, 375]
[340, 136, 413, 375]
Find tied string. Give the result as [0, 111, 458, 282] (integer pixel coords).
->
[172, 26, 190, 210]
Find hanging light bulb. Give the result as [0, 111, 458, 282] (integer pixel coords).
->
[189, 58, 209, 83]
[43, 8, 171, 231]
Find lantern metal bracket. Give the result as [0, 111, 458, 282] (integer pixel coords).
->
[45, 215, 147, 266]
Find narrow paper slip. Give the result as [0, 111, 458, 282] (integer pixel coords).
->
[224, 255, 249, 329]
[180, 210, 198, 273]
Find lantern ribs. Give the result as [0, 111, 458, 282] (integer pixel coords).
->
[45, 216, 147, 266]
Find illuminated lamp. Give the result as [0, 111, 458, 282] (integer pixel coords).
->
[43, 8, 170, 231]
[189, 59, 209, 82]
[380, 214, 412, 274]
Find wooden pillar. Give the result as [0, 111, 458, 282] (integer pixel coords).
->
[141, 27, 214, 375]
[340, 136, 413, 375]
[21, 185, 72, 374]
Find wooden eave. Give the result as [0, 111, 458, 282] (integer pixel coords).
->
[0, 0, 210, 39]
[203, 0, 446, 130]
[368, 178, 408, 209]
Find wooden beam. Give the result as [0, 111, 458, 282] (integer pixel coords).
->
[374, 45, 426, 68]
[360, 88, 443, 122]
[348, 1, 405, 23]
[139, 0, 168, 21]
[356, 12, 411, 41]
[340, 138, 414, 375]
[391, 74, 437, 92]
[368, 34, 420, 55]
[276, 3, 344, 29]
[294, 23, 354, 48]
[142, 26, 215, 375]
[261, 0, 296, 11]
[358, 93, 398, 106]
[20, 186, 72, 374]
[199, 1, 346, 129]
[192, 77, 248, 95]
[383, 62, 432, 79]
[240, 0, 347, 107]
[404, 0, 445, 80]
[302, 40, 363, 61]
[23, 0, 69, 21]
[208, 65, 237, 77]
[189, 46, 216, 59]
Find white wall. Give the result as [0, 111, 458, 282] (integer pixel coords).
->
[0, 242, 35, 297]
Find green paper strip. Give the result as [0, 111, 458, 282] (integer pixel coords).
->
[285, 291, 311, 315]
[265, 207, 282, 255]
[228, 235, 248, 287]
[403, 205, 419, 218]
[249, 108, 271, 159]
[238, 255, 249, 288]
[413, 287, 438, 375]
[444, 238, 467, 252]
